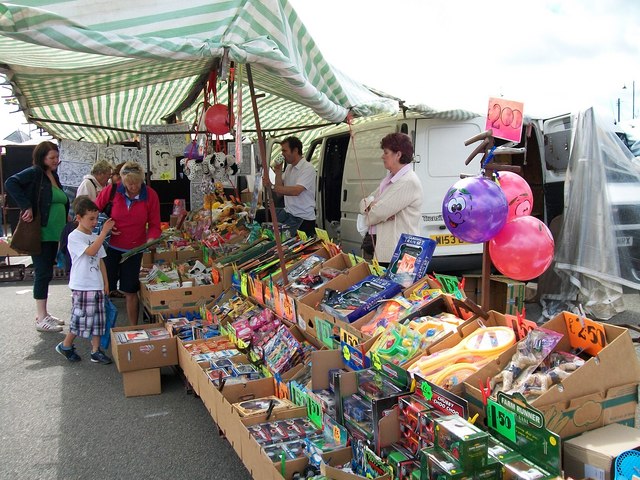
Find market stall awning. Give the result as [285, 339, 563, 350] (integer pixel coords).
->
[0, 0, 399, 143]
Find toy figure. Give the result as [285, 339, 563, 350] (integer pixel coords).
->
[490, 340, 539, 391]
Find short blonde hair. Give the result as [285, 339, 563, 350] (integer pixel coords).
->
[120, 161, 144, 183]
[91, 159, 112, 176]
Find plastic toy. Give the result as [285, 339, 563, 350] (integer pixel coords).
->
[409, 326, 516, 381]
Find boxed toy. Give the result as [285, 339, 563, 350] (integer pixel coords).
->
[321, 275, 403, 323]
[385, 234, 437, 288]
[434, 415, 489, 471]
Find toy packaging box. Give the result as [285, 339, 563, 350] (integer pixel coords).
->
[321, 275, 403, 323]
[385, 234, 437, 288]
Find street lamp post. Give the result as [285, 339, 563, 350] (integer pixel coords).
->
[623, 81, 635, 120]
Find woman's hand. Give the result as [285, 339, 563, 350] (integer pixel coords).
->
[21, 208, 33, 222]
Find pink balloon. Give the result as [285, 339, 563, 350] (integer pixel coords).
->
[498, 171, 533, 221]
[489, 216, 554, 281]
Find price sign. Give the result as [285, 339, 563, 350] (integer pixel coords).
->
[333, 425, 342, 444]
[253, 280, 264, 305]
[315, 228, 330, 243]
[240, 273, 248, 297]
[307, 394, 323, 429]
[316, 318, 335, 349]
[236, 337, 248, 349]
[282, 293, 295, 322]
[487, 398, 516, 443]
[290, 382, 308, 407]
[297, 230, 308, 242]
[565, 313, 607, 356]
[340, 328, 359, 347]
[348, 253, 358, 267]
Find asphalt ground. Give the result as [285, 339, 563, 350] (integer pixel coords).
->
[0, 275, 638, 480]
[0, 278, 252, 480]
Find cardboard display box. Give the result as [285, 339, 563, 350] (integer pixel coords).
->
[463, 312, 640, 438]
[294, 261, 371, 338]
[122, 367, 161, 397]
[463, 274, 526, 315]
[563, 423, 640, 480]
[141, 249, 175, 267]
[110, 322, 178, 373]
[139, 280, 224, 313]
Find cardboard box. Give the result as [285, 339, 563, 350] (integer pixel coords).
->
[0, 241, 21, 256]
[463, 275, 525, 315]
[175, 248, 203, 263]
[122, 367, 161, 397]
[563, 423, 640, 480]
[110, 323, 178, 373]
[463, 312, 640, 438]
[141, 249, 175, 267]
[139, 281, 224, 313]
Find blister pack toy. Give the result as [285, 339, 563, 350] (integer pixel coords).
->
[385, 234, 437, 288]
[320, 275, 403, 323]
[360, 296, 414, 337]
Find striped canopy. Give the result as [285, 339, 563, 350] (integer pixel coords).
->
[0, 0, 399, 143]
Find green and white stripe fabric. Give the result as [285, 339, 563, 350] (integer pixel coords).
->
[0, 0, 398, 143]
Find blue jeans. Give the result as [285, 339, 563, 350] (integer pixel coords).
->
[32, 241, 58, 300]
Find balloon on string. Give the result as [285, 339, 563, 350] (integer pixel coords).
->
[442, 176, 508, 243]
[205, 103, 231, 135]
[489, 216, 554, 281]
[498, 171, 533, 221]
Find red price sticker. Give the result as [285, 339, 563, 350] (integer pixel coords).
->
[565, 313, 606, 356]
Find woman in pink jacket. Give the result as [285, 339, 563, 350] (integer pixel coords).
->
[95, 162, 161, 325]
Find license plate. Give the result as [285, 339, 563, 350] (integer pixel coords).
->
[430, 234, 465, 246]
[617, 236, 633, 247]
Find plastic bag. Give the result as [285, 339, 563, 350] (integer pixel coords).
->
[100, 297, 118, 350]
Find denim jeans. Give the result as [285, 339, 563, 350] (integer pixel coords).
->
[32, 241, 58, 299]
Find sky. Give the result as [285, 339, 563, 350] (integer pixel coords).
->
[288, 0, 640, 122]
[1, 0, 639, 141]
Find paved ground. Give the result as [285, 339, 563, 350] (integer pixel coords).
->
[0, 279, 252, 480]
[0, 275, 638, 480]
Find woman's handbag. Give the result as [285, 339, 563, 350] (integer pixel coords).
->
[11, 212, 42, 255]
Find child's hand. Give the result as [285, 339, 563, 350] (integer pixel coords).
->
[102, 218, 116, 233]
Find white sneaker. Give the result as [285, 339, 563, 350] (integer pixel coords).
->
[44, 314, 65, 326]
[35, 320, 62, 333]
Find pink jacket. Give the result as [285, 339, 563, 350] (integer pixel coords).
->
[95, 182, 161, 250]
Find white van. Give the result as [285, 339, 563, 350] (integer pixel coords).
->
[301, 112, 567, 271]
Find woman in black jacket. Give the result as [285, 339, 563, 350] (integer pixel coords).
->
[5, 141, 69, 332]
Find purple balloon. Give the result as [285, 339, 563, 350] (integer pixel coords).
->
[442, 176, 508, 243]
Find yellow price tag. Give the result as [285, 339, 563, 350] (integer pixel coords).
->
[240, 273, 248, 297]
[340, 328, 359, 347]
[315, 228, 330, 242]
[333, 425, 341, 444]
[297, 230, 308, 242]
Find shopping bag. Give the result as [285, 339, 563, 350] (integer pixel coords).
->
[11, 212, 41, 255]
[100, 297, 118, 350]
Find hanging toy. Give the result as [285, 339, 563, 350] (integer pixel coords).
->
[205, 104, 231, 135]
[208, 151, 238, 183]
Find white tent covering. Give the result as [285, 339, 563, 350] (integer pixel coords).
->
[541, 108, 640, 320]
[0, 0, 399, 143]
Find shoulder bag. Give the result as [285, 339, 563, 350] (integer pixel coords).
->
[11, 172, 42, 255]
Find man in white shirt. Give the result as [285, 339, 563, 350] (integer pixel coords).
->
[271, 136, 317, 237]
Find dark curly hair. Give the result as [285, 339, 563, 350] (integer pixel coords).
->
[281, 136, 303, 156]
[380, 133, 413, 164]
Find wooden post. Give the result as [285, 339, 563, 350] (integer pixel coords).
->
[245, 64, 288, 285]
[464, 131, 522, 309]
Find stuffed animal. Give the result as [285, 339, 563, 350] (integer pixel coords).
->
[208, 152, 238, 183]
